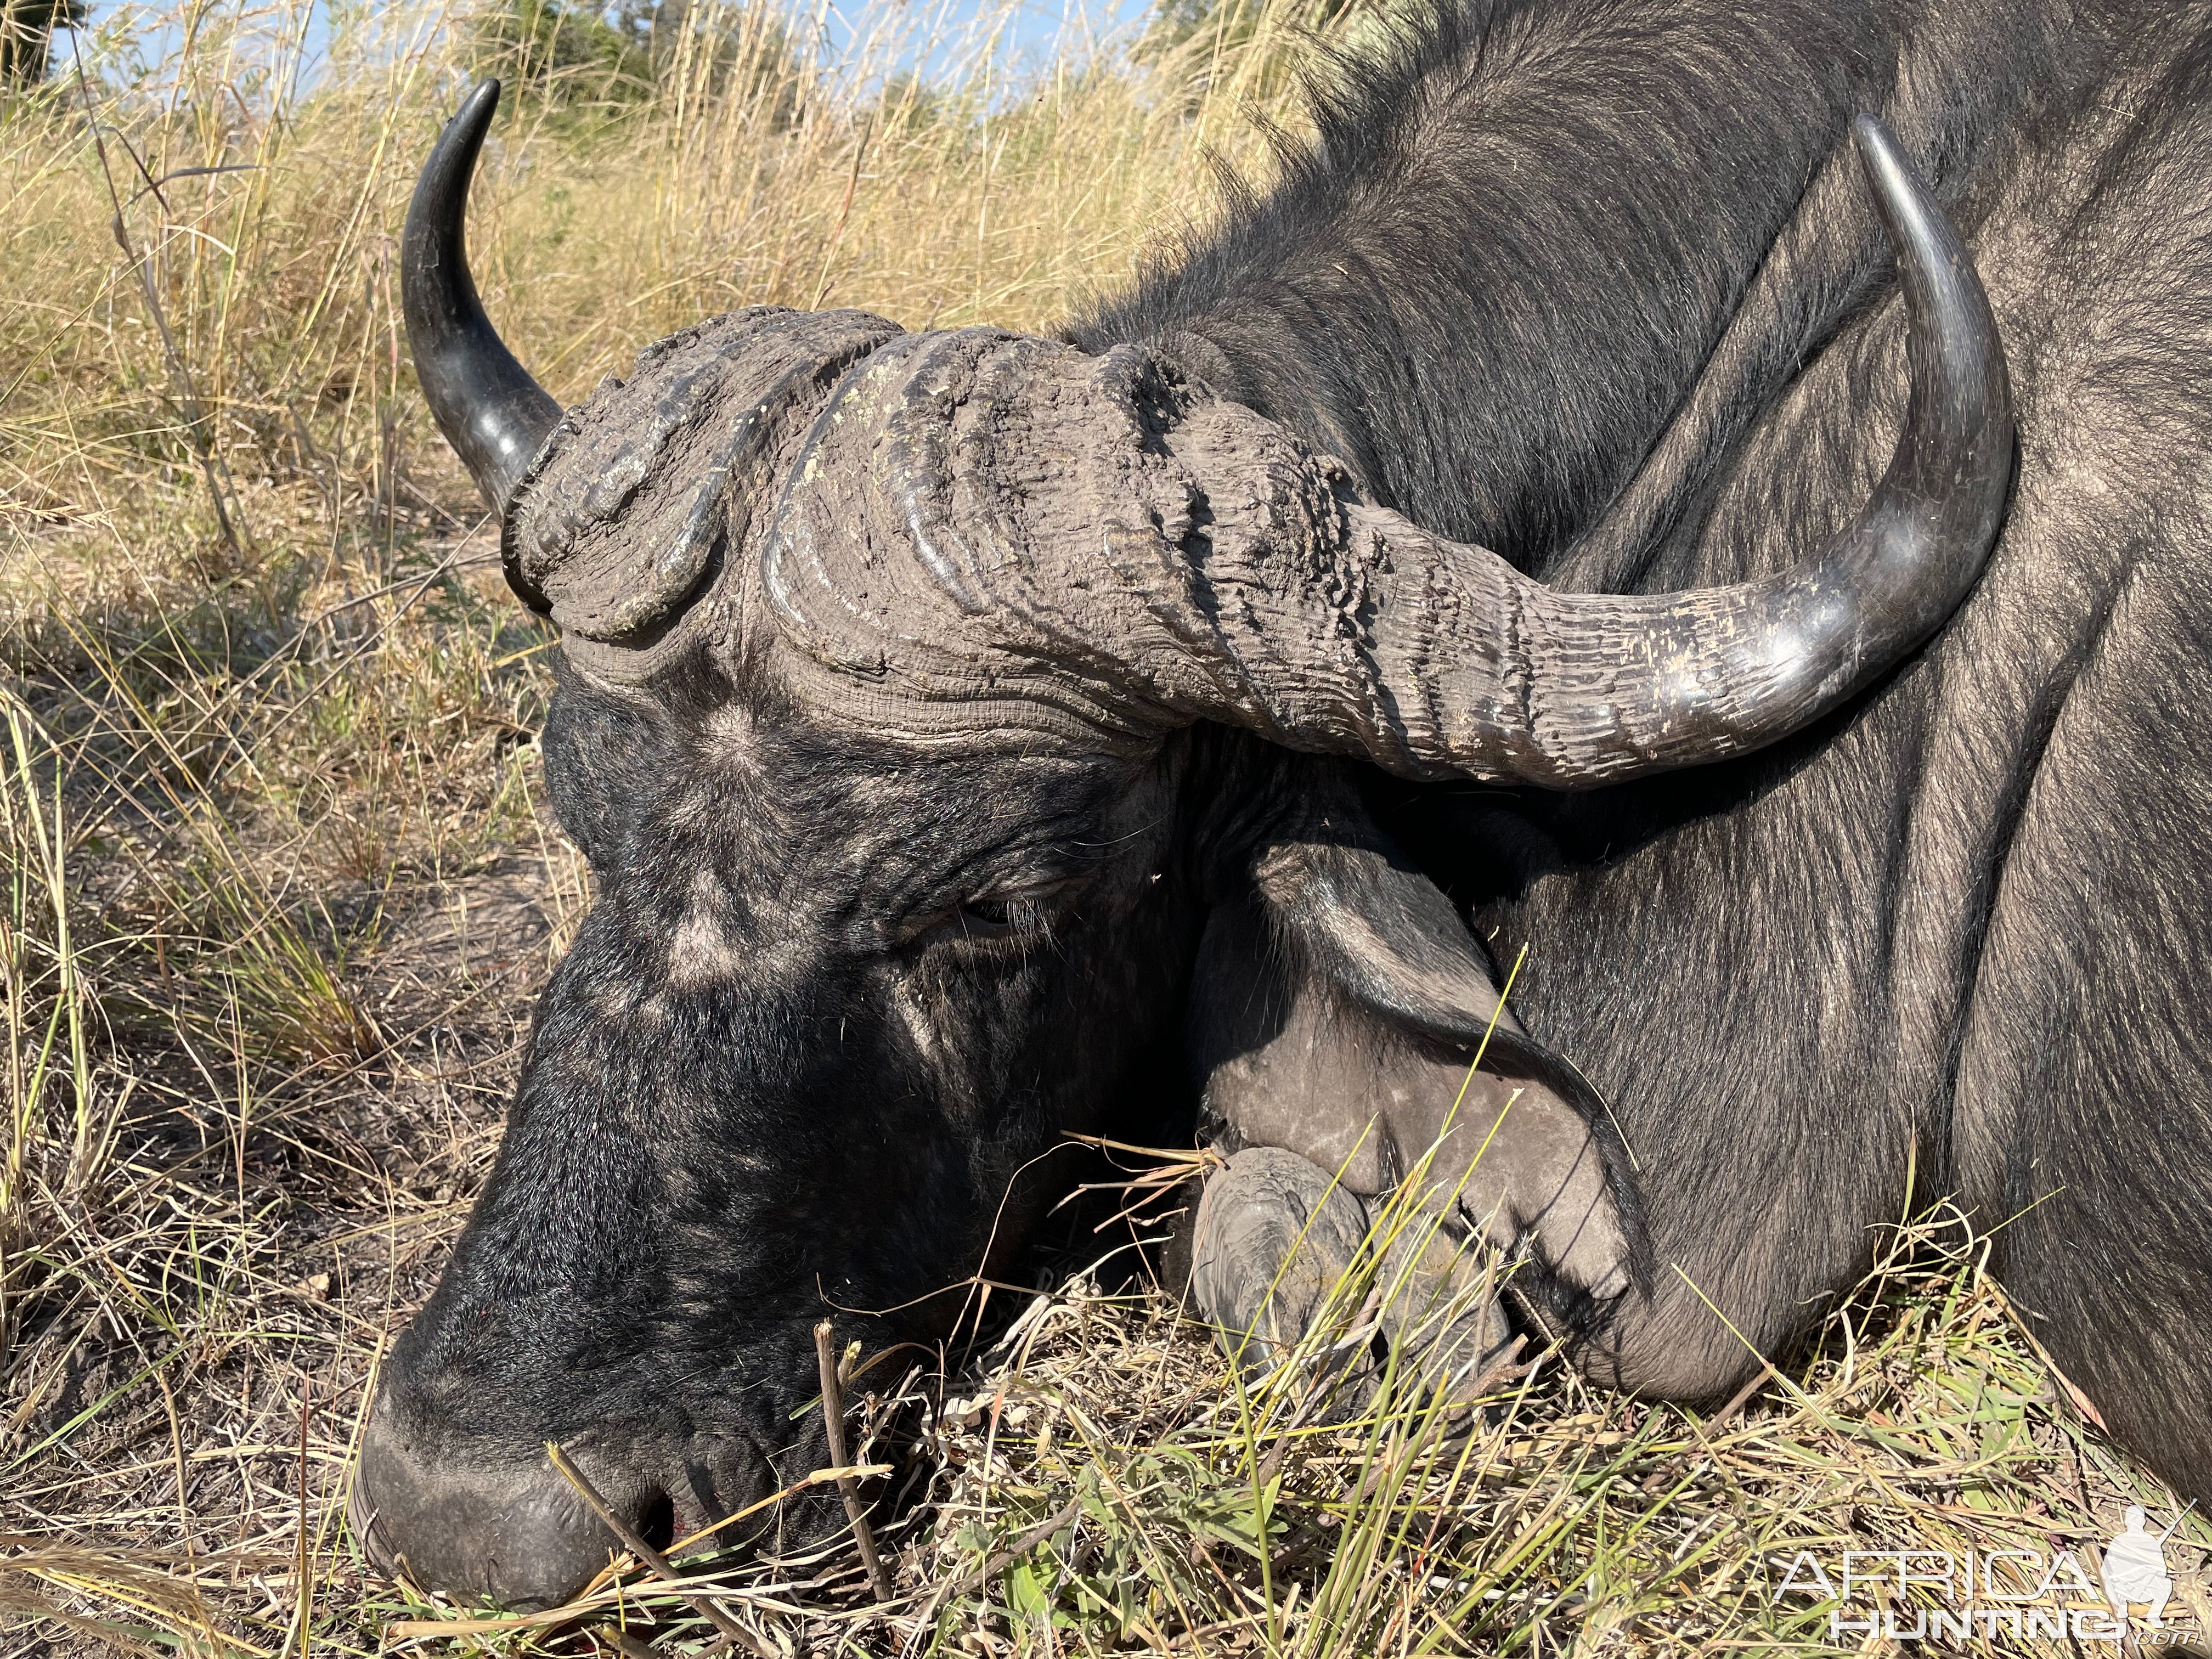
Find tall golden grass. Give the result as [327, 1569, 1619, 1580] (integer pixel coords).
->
[3, 0, 1308, 564]
[4, 2, 2207, 1654]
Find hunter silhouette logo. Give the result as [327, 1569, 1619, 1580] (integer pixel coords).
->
[2102, 1505, 2182, 1628]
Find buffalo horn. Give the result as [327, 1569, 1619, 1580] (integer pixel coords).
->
[402, 80, 561, 571]
[766, 115, 2012, 786]
[1359, 111, 2016, 786]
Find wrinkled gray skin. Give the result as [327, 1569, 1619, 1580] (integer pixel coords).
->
[348, 4, 2060, 1606]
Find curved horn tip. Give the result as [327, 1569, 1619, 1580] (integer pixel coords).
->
[1848, 114, 1943, 257]
[1846, 106, 2010, 437]
[1849, 111, 1904, 174]
[403, 75, 560, 546]
[1325, 109, 2010, 789]
[1847, 112, 1984, 309]
[456, 76, 501, 136]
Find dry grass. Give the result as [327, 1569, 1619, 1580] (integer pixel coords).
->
[3, 1, 2210, 1653]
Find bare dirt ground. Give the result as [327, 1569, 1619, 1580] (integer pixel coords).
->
[7, 826, 568, 1647]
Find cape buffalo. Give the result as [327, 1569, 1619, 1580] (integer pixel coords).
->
[352, 0, 2212, 1609]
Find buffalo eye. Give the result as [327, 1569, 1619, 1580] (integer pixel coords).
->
[958, 896, 1025, 935]
[952, 890, 1067, 943]
[907, 871, 1096, 951]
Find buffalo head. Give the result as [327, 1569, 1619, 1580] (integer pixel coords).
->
[351, 80, 2010, 1607]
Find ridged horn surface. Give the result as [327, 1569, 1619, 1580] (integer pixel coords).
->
[762, 113, 2013, 785]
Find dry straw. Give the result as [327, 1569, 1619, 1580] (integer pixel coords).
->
[3, 0, 2207, 1652]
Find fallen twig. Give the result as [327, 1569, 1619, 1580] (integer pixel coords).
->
[1701, 1362, 1773, 1436]
[598, 1624, 664, 1659]
[815, 1318, 895, 1602]
[545, 1441, 777, 1659]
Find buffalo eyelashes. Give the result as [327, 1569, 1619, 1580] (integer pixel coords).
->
[905, 899, 1032, 951]
[955, 882, 1085, 941]
[910, 873, 1093, 950]
[957, 895, 1029, 935]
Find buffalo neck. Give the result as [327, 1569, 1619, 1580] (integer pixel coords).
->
[1073, 0, 2096, 578]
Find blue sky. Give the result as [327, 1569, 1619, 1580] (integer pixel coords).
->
[72, 0, 1152, 96]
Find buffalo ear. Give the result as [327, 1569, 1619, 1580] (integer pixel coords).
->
[1187, 780, 1647, 1313]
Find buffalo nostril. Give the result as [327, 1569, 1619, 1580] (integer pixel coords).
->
[634, 1490, 675, 1553]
